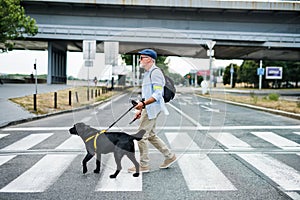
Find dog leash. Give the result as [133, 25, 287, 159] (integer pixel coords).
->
[85, 100, 138, 151]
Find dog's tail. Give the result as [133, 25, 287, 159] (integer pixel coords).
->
[131, 129, 146, 141]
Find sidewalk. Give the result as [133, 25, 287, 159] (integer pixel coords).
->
[0, 84, 72, 127]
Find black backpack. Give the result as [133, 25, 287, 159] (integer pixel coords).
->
[150, 68, 176, 103]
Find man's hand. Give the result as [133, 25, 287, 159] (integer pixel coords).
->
[135, 102, 145, 110]
[134, 110, 142, 119]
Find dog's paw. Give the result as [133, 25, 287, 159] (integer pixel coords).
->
[133, 173, 139, 177]
[94, 169, 100, 174]
[83, 167, 88, 174]
[109, 174, 117, 179]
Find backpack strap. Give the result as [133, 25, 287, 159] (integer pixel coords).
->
[149, 67, 165, 82]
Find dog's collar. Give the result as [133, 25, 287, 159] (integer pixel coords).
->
[85, 130, 106, 151]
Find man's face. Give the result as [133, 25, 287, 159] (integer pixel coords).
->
[139, 55, 151, 68]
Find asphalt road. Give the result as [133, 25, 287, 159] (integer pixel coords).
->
[0, 92, 300, 200]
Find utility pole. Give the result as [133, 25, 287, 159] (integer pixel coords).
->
[206, 40, 216, 93]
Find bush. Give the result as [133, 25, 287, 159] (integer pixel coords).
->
[268, 93, 280, 101]
[250, 92, 258, 104]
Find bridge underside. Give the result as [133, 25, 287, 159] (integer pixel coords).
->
[9, 39, 300, 61]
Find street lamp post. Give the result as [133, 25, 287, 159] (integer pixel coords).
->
[206, 40, 216, 93]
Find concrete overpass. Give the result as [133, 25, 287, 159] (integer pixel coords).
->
[5, 0, 300, 83]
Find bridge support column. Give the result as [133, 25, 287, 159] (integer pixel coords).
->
[47, 41, 67, 84]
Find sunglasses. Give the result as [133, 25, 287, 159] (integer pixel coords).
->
[140, 56, 150, 60]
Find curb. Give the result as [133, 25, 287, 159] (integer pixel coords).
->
[198, 95, 300, 120]
[0, 92, 125, 129]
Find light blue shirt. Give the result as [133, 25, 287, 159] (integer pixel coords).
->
[142, 65, 169, 119]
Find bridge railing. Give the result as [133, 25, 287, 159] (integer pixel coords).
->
[32, 24, 300, 48]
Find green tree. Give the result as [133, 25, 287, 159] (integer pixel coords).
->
[223, 63, 239, 88]
[0, 0, 38, 52]
[239, 60, 259, 87]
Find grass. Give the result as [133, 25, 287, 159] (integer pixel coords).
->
[10, 86, 116, 115]
[204, 93, 300, 114]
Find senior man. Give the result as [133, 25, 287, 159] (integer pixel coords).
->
[128, 49, 176, 173]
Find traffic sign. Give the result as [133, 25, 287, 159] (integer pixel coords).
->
[83, 40, 96, 60]
[257, 68, 265, 76]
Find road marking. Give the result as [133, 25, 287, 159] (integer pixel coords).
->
[167, 104, 202, 127]
[294, 132, 300, 136]
[2, 133, 53, 151]
[177, 154, 236, 191]
[209, 131, 300, 191]
[0, 155, 15, 166]
[201, 105, 220, 113]
[165, 132, 236, 191]
[164, 132, 200, 151]
[208, 132, 253, 150]
[285, 192, 300, 200]
[56, 135, 85, 150]
[237, 153, 300, 191]
[3, 125, 300, 132]
[80, 116, 92, 123]
[251, 132, 300, 150]
[95, 142, 142, 191]
[0, 135, 79, 193]
[0, 133, 53, 166]
[0, 134, 9, 139]
[0, 154, 77, 193]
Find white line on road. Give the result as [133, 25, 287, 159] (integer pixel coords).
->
[294, 132, 300, 136]
[3, 125, 300, 132]
[0, 134, 9, 139]
[208, 132, 254, 150]
[237, 153, 300, 191]
[165, 132, 236, 191]
[2, 133, 53, 151]
[80, 116, 92, 123]
[201, 105, 220, 112]
[55, 135, 85, 150]
[285, 192, 300, 200]
[167, 103, 202, 127]
[0, 134, 80, 193]
[0, 133, 53, 166]
[0, 155, 16, 166]
[0, 154, 77, 193]
[251, 132, 300, 150]
[210, 131, 300, 191]
[164, 132, 200, 151]
[95, 142, 142, 191]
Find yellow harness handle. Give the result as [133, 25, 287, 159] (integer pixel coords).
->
[85, 129, 107, 151]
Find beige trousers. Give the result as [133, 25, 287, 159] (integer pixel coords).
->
[138, 110, 174, 167]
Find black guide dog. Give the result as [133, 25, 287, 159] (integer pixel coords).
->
[69, 122, 145, 178]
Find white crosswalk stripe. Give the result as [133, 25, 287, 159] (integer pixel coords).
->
[165, 132, 237, 191]
[0, 135, 78, 193]
[0, 154, 77, 193]
[208, 132, 253, 150]
[0, 133, 53, 166]
[238, 154, 300, 191]
[95, 148, 142, 191]
[0, 134, 9, 139]
[1, 130, 300, 193]
[294, 132, 300, 136]
[209, 131, 300, 192]
[2, 133, 53, 151]
[251, 132, 300, 150]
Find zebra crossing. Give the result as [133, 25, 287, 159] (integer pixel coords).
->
[0, 130, 299, 195]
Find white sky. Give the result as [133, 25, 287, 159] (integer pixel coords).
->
[0, 50, 243, 77]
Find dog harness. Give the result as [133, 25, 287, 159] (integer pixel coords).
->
[85, 130, 106, 151]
